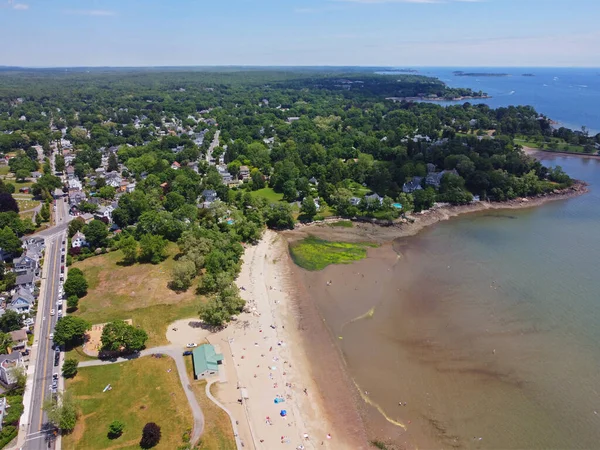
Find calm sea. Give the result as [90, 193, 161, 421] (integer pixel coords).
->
[385, 67, 600, 134]
[333, 154, 600, 448]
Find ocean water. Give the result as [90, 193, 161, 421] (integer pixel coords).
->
[398, 67, 600, 134]
[332, 154, 600, 448]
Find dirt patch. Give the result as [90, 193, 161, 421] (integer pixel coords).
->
[83, 319, 133, 357]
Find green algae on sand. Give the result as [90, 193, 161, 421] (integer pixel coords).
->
[289, 236, 377, 271]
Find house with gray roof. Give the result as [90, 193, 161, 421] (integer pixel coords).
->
[9, 288, 34, 314]
[0, 352, 24, 386]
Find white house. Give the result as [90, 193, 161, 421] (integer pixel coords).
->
[0, 353, 25, 386]
[72, 231, 87, 248]
[9, 288, 34, 314]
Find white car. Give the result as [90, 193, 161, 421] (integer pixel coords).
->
[49, 333, 54, 340]
[57, 299, 63, 306]
[186, 343, 197, 348]
[50, 309, 55, 316]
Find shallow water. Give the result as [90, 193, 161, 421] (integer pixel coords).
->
[317, 155, 600, 448]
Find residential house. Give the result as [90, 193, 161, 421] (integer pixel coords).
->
[68, 179, 82, 191]
[218, 166, 233, 183]
[30, 171, 42, 179]
[239, 166, 250, 180]
[171, 161, 181, 170]
[200, 189, 218, 208]
[309, 177, 318, 185]
[66, 166, 75, 179]
[12, 256, 37, 275]
[81, 213, 94, 224]
[425, 169, 459, 189]
[192, 344, 223, 379]
[349, 197, 361, 206]
[126, 182, 136, 193]
[95, 205, 114, 223]
[9, 288, 34, 314]
[402, 176, 424, 193]
[9, 329, 28, 353]
[0, 353, 25, 386]
[68, 190, 86, 206]
[15, 272, 35, 292]
[106, 177, 122, 189]
[119, 180, 129, 193]
[72, 231, 87, 248]
[364, 193, 384, 205]
[95, 167, 106, 177]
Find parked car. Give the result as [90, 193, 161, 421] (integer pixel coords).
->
[183, 350, 193, 356]
[50, 309, 55, 316]
[54, 351, 60, 367]
[57, 299, 63, 306]
[186, 343, 197, 348]
[49, 333, 53, 340]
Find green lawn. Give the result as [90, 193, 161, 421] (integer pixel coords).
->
[289, 236, 378, 271]
[249, 187, 284, 203]
[184, 358, 236, 450]
[71, 244, 200, 347]
[0, 166, 9, 176]
[329, 220, 353, 228]
[515, 136, 587, 153]
[64, 356, 192, 450]
[16, 199, 40, 211]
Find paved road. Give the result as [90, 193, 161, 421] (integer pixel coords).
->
[22, 197, 69, 450]
[79, 345, 205, 446]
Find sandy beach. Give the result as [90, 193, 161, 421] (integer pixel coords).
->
[211, 230, 367, 449]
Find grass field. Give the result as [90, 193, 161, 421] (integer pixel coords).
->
[16, 199, 40, 211]
[249, 187, 284, 203]
[515, 136, 587, 153]
[184, 357, 236, 450]
[289, 236, 378, 271]
[328, 220, 353, 228]
[63, 356, 192, 450]
[0, 166, 9, 176]
[72, 244, 200, 346]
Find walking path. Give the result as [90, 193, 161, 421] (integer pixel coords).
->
[79, 345, 205, 446]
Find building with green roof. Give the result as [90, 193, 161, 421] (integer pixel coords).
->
[192, 344, 223, 379]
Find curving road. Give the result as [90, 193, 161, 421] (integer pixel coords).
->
[78, 345, 205, 446]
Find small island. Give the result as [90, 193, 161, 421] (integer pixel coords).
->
[453, 71, 510, 77]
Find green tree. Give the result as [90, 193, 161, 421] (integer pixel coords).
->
[0, 332, 12, 353]
[199, 284, 245, 327]
[101, 320, 148, 353]
[68, 217, 86, 237]
[64, 272, 88, 298]
[118, 235, 139, 265]
[108, 420, 125, 439]
[139, 234, 167, 264]
[170, 259, 196, 291]
[62, 358, 79, 378]
[107, 152, 119, 172]
[43, 392, 78, 432]
[53, 316, 91, 347]
[0, 226, 23, 256]
[396, 193, 414, 213]
[250, 168, 265, 189]
[300, 196, 317, 221]
[97, 186, 116, 200]
[413, 187, 436, 212]
[67, 295, 79, 311]
[15, 169, 30, 182]
[83, 219, 108, 248]
[55, 154, 65, 172]
[265, 204, 294, 230]
[164, 192, 185, 212]
[282, 180, 297, 202]
[0, 310, 23, 332]
[39, 202, 50, 222]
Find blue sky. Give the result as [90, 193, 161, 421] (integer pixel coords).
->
[1, 0, 599, 67]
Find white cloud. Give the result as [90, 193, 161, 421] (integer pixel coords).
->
[64, 9, 116, 16]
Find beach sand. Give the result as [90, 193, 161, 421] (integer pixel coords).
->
[213, 230, 367, 449]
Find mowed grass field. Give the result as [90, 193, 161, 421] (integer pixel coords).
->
[184, 357, 236, 450]
[72, 244, 200, 346]
[63, 356, 192, 450]
[249, 187, 284, 203]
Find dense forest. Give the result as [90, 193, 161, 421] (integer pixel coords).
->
[0, 68, 590, 324]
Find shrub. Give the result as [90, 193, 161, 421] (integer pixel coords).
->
[62, 358, 78, 378]
[108, 420, 125, 439]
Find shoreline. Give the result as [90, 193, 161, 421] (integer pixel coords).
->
[287, 180, 588, 244]
[522, 145, 600, 160]
[220, 230, 367, 449]
[277, 179, 588, 447]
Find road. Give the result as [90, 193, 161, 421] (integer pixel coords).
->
[78, 345, 205, 446]
[21, 196, 69, 450]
